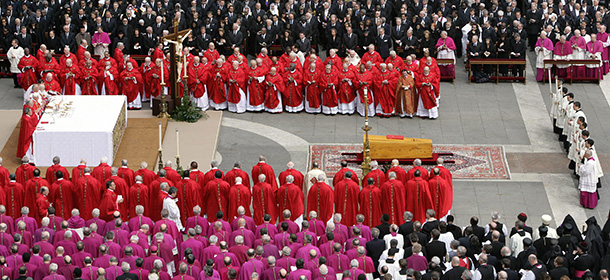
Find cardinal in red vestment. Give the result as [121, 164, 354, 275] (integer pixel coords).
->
[106, 172, 130, 218]
[387, 160, 408, 185]
[277, 178, 304, 221]
[60, 59, 81, 95]
[120, 62, 143, 109]
[374, 64, 399, 117]
[264, 68, 284, 113]
[303, 62, 322, 114]
[99, 181, 121, 221]
[208, 59, 228, 110]
[404, 171, 433, 223]
[149, 59, 169, 99]
[59, 47, 78, 69]
[228, 178, 252, 222]
[38, 54, 60, 82]
[203, 44, 220, 63]
[334, 171, 360, 226]
[283, 64, 303, 112]
[362, 161, 386, 188]
[4, 175, 25, 219]
[358, 178, 382, 227]
[18, 50, 38, 91]
[246, 61, 266, 111]
[99, 62, 119, 95]
[385, 52, 405, 70]
[380, 173, 406, 225]
[428, 168, 452, 219]
[92, 160, 113, 183]
[188, 57, 209, 109]
[337, 64, 357, 114]
[129, 177, 150, 219]
[46, 160, 70, 185]
[225, 61, 247, 113]
[324, 50, 343, 72]
[177, 171, 202, 219]
[416, 67, 440, 119]
[252, 174, 278, 225]
[49, 172, 75, 220]
[307, 175, 335, 223]
[15, 160, 36, 186]
[43, 73, 61, 94]
[80, 61, 99, 95]
[98, 52, 118, 71]
[35, 188, 50, 221]
[224, 165, 250, 188]
[278, 162, 304, 188]
[252, 157, 278, 188]
[24, 171, 49, 220]
[202, 171, 230, 222]
[354, 64, 375, 117]
[73, 170, 102, 221]
[361, 46, 383, 67]
[318, 65, 339, 115]
[16, 108, 39, 158]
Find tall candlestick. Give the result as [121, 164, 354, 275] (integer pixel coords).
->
[158, 121, 162, 150]
[176, 128, 180, 157]
[160, 61, 165, 85]
[183, 53, 187, 76]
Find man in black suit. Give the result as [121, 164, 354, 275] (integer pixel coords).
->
[197, 26, 213, 53]
[441, 257, 466, 280]
[401, 29, 419, 57]
[59, 25, 76, 51]
[376, 28, 390, 59]
[116, 262, 138, 280]
[256, 27, 273, 53]
[226, 23, 244, 50]
[102, 11, 117, 37]
[366, 228, 386, 279]
[399, 211, 414, 248]
[342, 26, 359, 53]
[152, 16, 166, 37]
[16, 26, 33, 49]
[376, 214, 391, 238]
[392, 18, 406, 49]
[426, 229, 448, 263]
[295, 32, 311, 54]
[143, 27, 158, 54]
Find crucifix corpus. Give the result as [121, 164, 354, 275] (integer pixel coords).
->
[160, 17, 192, 110]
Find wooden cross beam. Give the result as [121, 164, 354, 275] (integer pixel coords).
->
[160, 17, 191, 109]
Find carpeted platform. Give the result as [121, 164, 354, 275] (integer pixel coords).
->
[0, 118, 168, 175]
[309, 144, 511, 180]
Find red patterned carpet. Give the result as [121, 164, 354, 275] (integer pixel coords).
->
[309, 144, 510, 180]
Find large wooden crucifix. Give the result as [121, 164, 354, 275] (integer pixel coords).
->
[160, 17, 191, 109]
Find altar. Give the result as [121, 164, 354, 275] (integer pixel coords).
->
[33, 96, 127, 167]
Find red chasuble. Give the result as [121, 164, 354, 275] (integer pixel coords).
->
[374, 70, 398, 114]
[428, 175, 451, 219]
[224, 168, 250, 188]
[276, 183, 304, 220]
[99, 189, 119, 221]
[38, 58, 60, 81]
[416, 72, 439, 110]
[380, 179, 406, 225]
[203, 49, 220, 64]
[25, 177, 49, 220]
[252, 181, 278, 225]
[177, 178, 201, 218]
[362, 169, 386, 188]
[251, 162, 277, 188]
[74, 174, 102, 220]
[188, 63, 208, 98]
[318, 70, 339, 107]
[278, 169, 304, 189]
[35, 194, 50, 221]
[92, 163, 112, 183]
[361, 51, 383, 67]
[18, 55, 38, 90]
[246, 66, 266, 106]
[149, 65, 169, 98]
[303, 69, 321, 109]
[404, 178, 433, 223]
[264, 73, 284, 109]
[334, 179, 360, 226]
[307, 182, 335, 223]
[98, 57, 117, 71]
[60, 65, 81, 95]
[337, 69, 357, 104]
[283, 70, 303, 107]
[225, 67, 246, 103]
[44, 79, 61, 93]
[80, 66, 99, 95]
[385, 55, 405, 70]
[202, 178, 230, 222]
[46, 164, 70, 185]
[324, 55, 342, 71]
[16, 113, 38, 158]
[59, 53, 78, 69]
[358, 185, 382, 227]
[128, 183, 150, 218]
[228, 183, 252, 221]
[120, 68, 143, 103]
[355, 70, 374, 105]
[99, 67, 120, 95]
[50, 179, 75, 220]
[208, 64, 228, 104]
[107, 176, 129, 218]
[4, 182, 25, 219]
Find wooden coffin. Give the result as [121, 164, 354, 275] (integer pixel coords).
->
[366, 135, 433, 159]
